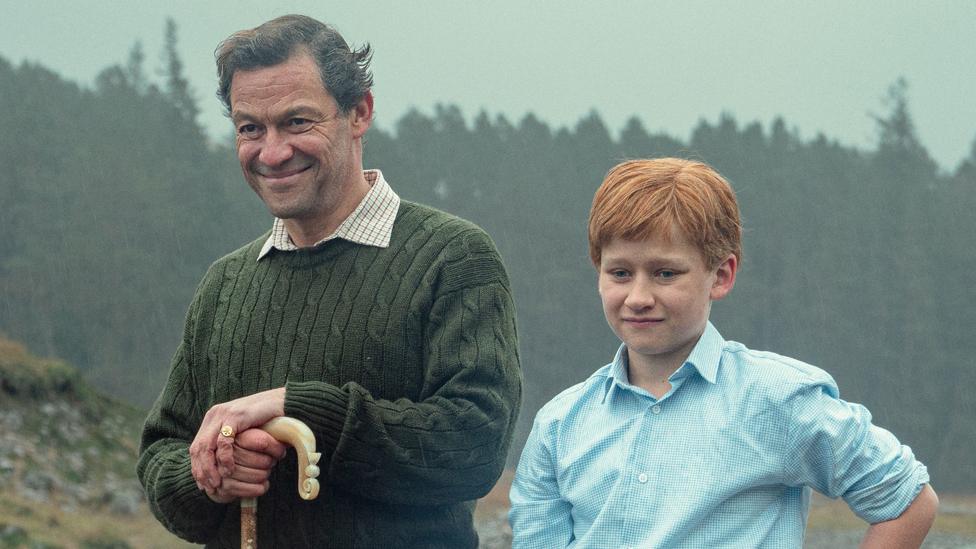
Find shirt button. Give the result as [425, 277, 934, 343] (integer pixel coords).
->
[638, 473, 648, 483]
[651, 405, 662, 414]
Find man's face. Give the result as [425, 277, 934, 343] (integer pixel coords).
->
[598, 230, 735, 374]
[230, 51, 369, 225]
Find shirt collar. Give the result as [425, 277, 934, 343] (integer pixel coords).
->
[602, 321, 725, 402]
[257, 170, 400, 260]
[683, 321, 724, 384]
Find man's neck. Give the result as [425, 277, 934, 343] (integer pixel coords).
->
[284, 172, 371, 248]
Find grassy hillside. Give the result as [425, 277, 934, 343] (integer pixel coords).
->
[0, 336, 195, 548]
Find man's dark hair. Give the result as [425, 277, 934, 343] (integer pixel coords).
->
[215, 14, 373, 114]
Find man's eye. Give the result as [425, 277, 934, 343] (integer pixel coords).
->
[611, 270, 630, 279]
[657, 270, 677, 279]
[238, 124, 260, 139]
[288, 118, 312, 129]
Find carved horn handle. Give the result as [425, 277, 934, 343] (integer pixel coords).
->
[259, 416, 322, 500]
[240, 417, 321, 548]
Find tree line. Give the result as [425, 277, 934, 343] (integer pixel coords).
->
[1, 25, 974, 490]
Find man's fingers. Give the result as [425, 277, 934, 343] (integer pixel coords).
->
[234, 446, 278, 470]
[229, 463, 274, 484]
[189, 390, 287, 494]
[236, 428, 289, 461]
[215, 437, 237, 477]
[189, 432, 221, 490]
[212, 477, 271, 499]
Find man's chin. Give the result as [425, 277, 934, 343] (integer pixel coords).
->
[265, 203, 306, 220]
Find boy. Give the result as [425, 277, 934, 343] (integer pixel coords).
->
[509, 158, 937, 548]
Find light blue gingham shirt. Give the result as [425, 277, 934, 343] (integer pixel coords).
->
[509, 322, 929, 548]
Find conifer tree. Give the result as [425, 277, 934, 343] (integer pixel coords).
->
[161, 18, 199, 124]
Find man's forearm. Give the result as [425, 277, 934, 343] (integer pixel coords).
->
[860, 484, 938, 549]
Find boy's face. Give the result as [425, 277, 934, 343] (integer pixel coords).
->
[598, 230, 736, 374]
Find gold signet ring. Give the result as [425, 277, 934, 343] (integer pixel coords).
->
[220, 425, 235, 438]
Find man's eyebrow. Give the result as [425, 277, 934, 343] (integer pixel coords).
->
[230, 110, 256, 124]
[282, 105, 334, 120]
[231, 105, 327, 124]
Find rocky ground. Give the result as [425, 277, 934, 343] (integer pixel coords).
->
[0, 402, 145, 517]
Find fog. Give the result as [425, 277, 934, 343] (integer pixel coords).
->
[1, 4, 974, 545]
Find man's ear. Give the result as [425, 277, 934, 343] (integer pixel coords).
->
[349, 90, 373, 138]
[710, 254, 737, 301]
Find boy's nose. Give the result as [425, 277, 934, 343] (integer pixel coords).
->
[624, 281, 656, 310]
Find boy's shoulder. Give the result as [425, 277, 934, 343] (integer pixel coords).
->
[532, 363, 616, 427]
[720, 339, 840, 398]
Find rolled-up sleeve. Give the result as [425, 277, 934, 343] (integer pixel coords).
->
[782, 379, 929, 524]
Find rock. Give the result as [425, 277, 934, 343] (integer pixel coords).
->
[20, 470, 60, 503]
[22, 470, 58, 492]
[99, 479, 145, 516]
[0, 523, 29, 546]
[106, 488, 143, 516]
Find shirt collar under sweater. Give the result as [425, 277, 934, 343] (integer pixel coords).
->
[257, 170, 400, 260]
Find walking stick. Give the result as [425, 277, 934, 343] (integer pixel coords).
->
[240, 417, 322, 549]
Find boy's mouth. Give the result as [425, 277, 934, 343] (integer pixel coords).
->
[624, 317, 664, 325]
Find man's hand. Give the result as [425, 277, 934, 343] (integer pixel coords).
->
[190, 387, 286, 493]
[202, 428, 289, 503]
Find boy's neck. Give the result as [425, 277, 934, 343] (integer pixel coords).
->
[626, 351, 689, 399]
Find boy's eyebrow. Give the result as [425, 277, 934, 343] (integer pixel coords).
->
[602, 254, 691, 266]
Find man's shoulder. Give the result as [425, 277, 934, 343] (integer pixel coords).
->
[192, 232, 270, 290]
[394, 201, 509, 289]
[209, 232, 270, 268]
[395, 201, 494, 243]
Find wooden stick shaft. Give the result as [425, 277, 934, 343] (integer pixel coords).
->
[241, 497, 257, 549]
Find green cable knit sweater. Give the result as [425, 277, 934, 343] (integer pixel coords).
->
[137, 201, 522, 548]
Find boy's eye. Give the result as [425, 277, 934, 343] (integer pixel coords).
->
[610, 269, 630, 279]
[656, 270, 677, 279]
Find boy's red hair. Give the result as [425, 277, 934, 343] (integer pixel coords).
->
[588, 158, 742, 269]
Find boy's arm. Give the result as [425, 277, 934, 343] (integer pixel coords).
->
[508, 421, 574, 548]
[860, 483, 938, 549]
[783, 379, 934, 542]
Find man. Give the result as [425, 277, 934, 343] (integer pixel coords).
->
[137, 15, 522, 548]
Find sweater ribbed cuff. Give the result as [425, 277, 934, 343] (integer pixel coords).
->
[284, 380, 350, 460]
[152, 451, 228, 541]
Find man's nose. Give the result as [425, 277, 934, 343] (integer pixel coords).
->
[257, 129, 294, 167]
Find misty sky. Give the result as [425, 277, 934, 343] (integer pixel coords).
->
[3, 1, 974, 171]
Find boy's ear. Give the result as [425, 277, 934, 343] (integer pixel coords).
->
[710, 254, 737, 301]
